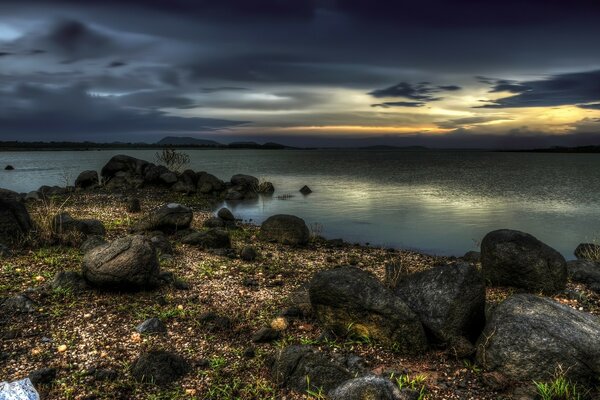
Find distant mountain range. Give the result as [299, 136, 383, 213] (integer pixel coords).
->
[157, 136, 221, 146]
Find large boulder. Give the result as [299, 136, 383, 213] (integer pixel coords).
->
[476, 294, 600, 383]
[231, 174, 259, 188]
[74, 170, 98, 189]
[394, 263, 485, 342]
[309, 266, 427, 352]
[261, 214, 310, 246]
[0, 189, 33, 245]
[101, 155, 150, 182]
[134, 203, 193, 233]
[197, 172, 225, 194]
[574, 243, 600, 261]
[271, 345, 353, 394]
[567, 260, 600, 292]
[480, 229, 567, 294]
[82, 235, 160, 289]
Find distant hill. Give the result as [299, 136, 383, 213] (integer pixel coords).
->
[358, 145, 429, 150]
[157, 136, 222, 146]
[507, 145, 600, 153]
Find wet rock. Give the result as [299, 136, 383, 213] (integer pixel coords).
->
[481, 229, 567, 294]
[131, 350, 189, 385]
[329, 375, 405, 400]
[271, 345, 353, 394]
[51, 271, 89, 292]
[197, 172, 225, 194]
[476, 293, 600, 383]
[252, 327, 281, 343]
[25, 191, 41, 201]
[261, 214, 310, 246]
[75, 170, 99, 189]
[394, 263, 486, 342]
[309, 266, 427, 352]
[136, 318, 167, 334]
[101, 155, 150, 183]
[260, 181, 275, 194]
[4, 165, 14, 170]
[181, 228, 231, 249]
[231, 174, 259, 188]
[299, 185, 312, 195]
[82, 235, 160, 289]
[240, 245, 258, 261]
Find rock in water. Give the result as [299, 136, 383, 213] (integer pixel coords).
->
[260, 214, 310, 245]
[217, 207, 235, 221]
[394, 263, 486, 342]
[299, 185, 312, 195]
[230, 174, 259, 188]
[4, 165, 14, 170]
[480, 229, 567, 294]
[309, 266, 427, 352]
[131, 350, 189, 385]
[82, 235, 160, 289]
[476, 293, 600, 384]
[74, 170, 98, 189]
[101, 154, 149, 182]
[272, 345, 353, 394]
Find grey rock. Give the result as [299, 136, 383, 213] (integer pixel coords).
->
[28, 367, 57, 386]
[198, 312, 232, 332]
[131, 350, 189, 385]
[197, 172, 225, 194]
[271, 345, 353, 394]
[481, 229, 567, 294]
[231, 174, 259, 188]
[299, 185, 312, 195]
[0, 189, 33, 244]
[181, 228, 231, 249]
[75, 170, 98, 189]
[309, 266, 427, 352]
[82, 235, 160, 289]
[136, 318, 167, 334]
[126, 197, 141, 213]
[52, 212, 105, 236]
[394, 263, 485, 342]
[329, 375, 405, 400]
[260, 214, 310, 246]
[150, 233, 173, 255]
[101, 155, 150, 183]
[25, 191, 41, 201]
[251, 327, 280, 343]
[574, 243, 600, 261]
[51, 271, 89, 292]
[0, 243, 11, 258]
[171, 180, 196, 193]
[217, 207, 235, 221]
[203, 217, 225, 228]
[159, 172, 178, 185]
[240, 246, 258, 261]
[567, 259, 600, 292]
[476, 293, 600, 383]
[1, 294, 35, 313]
[4, 165, 14, 170]
[80, 235, 107, 253]
[463, 250, 481, 263]
[134, 203, 193, 233]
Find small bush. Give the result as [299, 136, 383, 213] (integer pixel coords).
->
[154, 148, 190, 172]
[534, 366, 588, 400]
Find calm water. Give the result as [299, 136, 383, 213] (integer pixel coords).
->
[1, 149, 599, 258]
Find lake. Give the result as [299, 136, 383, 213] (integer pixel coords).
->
[1, 149, 599, 258]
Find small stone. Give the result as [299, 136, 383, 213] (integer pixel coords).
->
[126, 198, 141, 213]
[251, 327, 280, 343]
[4, 165, 14, 170]
[28, 367, 57, 386]
[217, 208, 235, 221]
[136, 318, 167, 334]
[243, 347, 256, 358]
[299, 185, 312, 195]
[240, 246, 258, 261]
[57, 344, 67, 353]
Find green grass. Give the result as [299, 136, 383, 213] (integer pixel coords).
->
[392, 373, 428, 400]
[534, 373, 587, 400]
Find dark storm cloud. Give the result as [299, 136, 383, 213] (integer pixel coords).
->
[480, 70, 600, 108]
[114, 90, 197, 109]
[0, 52, 14, 57]
[371, 101, 425, 108]
[578, 103, 600, 110]
[438, 85, 461, 91]
[369, 82, 440, 101]
[108, 61, 126, 68]
[43, 20, 118, 62]
[436, 116, 512, 130]
[200, 87, 248, 93]
[0, 83, 246, 140]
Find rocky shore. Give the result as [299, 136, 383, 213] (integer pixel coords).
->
[1, 155, 600, 399]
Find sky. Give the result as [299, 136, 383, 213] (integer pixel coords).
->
[1, 0, 600, 148]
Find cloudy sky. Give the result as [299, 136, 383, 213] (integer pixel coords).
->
[1, 0, 600, 147]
